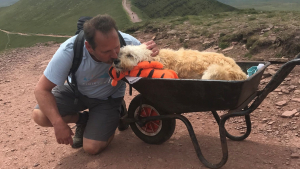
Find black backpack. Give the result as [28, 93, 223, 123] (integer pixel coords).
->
[68, 16, 126, 104]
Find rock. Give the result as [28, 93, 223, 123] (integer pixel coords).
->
[167, 30, 177, 35]
[294, 113, 300, 117]
[269, 58, 289, 63]
[281, 109, 298, 118]
[222, 46, 234, 52]
[290, 153, 299, 159]
[268, 36, 277, 43]
[33, 163, 40, 167]
[267, 69, 277, 76]
[275, 101, 287, 106]
[268, 121, 275, 125]
[291, 98, 300, 103]
[294, 90, 300, 94]
[282, 89, 290, 94]
[274, 88, 281, 92]
[231, 42, 238, 45]
[288, 85, 297, 90]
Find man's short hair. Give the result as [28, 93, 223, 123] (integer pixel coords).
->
[83, 14, 118, 50]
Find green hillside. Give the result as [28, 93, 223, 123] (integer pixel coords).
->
[217, 0, 300, 11]
[0, 31, 67, 51]
[131, 0, 236, 18]
[0, 0, 19, 7]
[0, 0, 131, 35]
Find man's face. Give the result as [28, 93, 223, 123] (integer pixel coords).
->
[86, 29, 120, 64]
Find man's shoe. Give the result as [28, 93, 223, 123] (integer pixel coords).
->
[118, 100, 129, 131]
[72, 123, 86, 148]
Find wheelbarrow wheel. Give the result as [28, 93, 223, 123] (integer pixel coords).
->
[128, 94, 176, 144]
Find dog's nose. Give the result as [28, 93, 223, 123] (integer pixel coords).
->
[113, 59, 120, 65]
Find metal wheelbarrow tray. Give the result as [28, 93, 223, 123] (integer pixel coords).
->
[122, 55, 300, 169]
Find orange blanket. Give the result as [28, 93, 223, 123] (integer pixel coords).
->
[108, 61, 178, 86]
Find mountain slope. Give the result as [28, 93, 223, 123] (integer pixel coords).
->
[0, 0, 19, 7]
[0, 0, 130, 35]
[131, 0, 236, 18]
[217, 0, 300, 11]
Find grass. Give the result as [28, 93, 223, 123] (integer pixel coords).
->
[130, 0, 236, 18]
[218, 0, 300, 11]
[0, 31, 67, 52]
[0, 0, 135, 52]
[0, 0, 132, 35]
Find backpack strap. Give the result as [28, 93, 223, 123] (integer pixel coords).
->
[68, 30, 127, 104]
[68, 30, 85, 104]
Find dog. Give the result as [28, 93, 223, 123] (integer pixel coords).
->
[112, 44, 247, 80]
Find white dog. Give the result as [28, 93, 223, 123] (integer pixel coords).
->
[112, 44, 247, 80]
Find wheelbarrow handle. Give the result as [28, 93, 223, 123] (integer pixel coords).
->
[250, 56, 300, 110]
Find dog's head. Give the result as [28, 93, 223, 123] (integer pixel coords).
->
[112, 44, 152, 72]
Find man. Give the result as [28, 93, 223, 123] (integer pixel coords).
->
[32, 14, 159, 155]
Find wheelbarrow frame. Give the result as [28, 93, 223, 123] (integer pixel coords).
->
[121, 54, 300, 169]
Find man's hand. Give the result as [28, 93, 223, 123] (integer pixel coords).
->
[143, 40, 159, 57]
[53, 120, 74, 145]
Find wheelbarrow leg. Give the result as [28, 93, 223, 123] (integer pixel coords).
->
[212, 111, 252, 141]
[137, 114, 228, 168]
[170, 115, 228, 168]
[179, 115, 228, 169]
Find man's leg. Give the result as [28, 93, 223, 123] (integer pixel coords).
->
[83, 135, 114, 155]
[81, 97, 123, 155]
[32, 109, 79, 127]
[32, 85, 87, 145]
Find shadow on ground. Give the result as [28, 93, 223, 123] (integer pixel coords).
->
[55, 128, 298, 169]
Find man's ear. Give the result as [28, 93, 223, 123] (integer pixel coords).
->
[85, 41, 94, 54]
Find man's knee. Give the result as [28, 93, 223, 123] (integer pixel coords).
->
[32, 109, 52, 127]
[82, 136, 114, 155]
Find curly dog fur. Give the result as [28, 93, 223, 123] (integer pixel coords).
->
[113, 44, 247, 80]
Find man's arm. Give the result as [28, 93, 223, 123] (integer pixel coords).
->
[34, 75, 74, 145]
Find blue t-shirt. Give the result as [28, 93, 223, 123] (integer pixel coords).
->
[44, 31, 141, 99]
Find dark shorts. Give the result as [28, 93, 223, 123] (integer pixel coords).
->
[34, 84, 123, 141]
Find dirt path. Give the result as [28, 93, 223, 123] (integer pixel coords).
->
[0, 42, 299, 169]
[122, 0, 142, 23]
[0, 29, 72, 38]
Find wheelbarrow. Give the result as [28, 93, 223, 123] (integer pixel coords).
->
[121, 54, 300, 169]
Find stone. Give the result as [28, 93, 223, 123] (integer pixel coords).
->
[291, 98, 300, 103]
[167, 30, 177, 35]
[275, 101, 287, 106]
[294, 90, 300, 94]
[281, 109, 298, 118]
[282, 89, 290, 94]
[269, 58, 289, 63]
[222, 46, 234, 52]
[267, 69, 277, 76]
[290, 153, 299, 159]
[274, 88, 281, 92]
[33, 163, 40, 167]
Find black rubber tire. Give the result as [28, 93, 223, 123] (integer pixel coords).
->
[128, 94, 176, 144]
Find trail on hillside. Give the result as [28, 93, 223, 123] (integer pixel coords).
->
[122, 0, 142, 23]
[0, 29, 72, 38]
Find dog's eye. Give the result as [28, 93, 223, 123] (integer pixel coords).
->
[127, 54, 133, 58]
